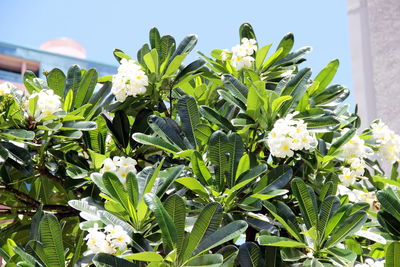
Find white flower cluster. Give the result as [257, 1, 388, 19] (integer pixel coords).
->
[0, 82, 19, 96]
[85, 224, 131, 254]
[337, 185, 379, 212]
[111, 58, 148, 102]
[339, 130, 372, 186]
[221, 38, 257, 70]
[267, 113, 316, 158]
[371, 120, 400, 164]
[354, 258, 385, 267]
[101, 156, 137, 183]
[29, 89, 62, 121]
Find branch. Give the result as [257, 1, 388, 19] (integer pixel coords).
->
[0, 185, 40, 206]
[35, 165, 64, 185]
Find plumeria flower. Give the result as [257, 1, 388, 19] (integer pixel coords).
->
[0, 82, 18, 96]
[220, 49, 231, 61]
[266, 113, 316, 158]
[241, 37, 257, 55]
[338, 167, 357, 187]
[231, 55, 254, 70]
[111, 58, 148, 102]
[29, 89, 62, 121]
[85, 224, 131, 255]
[355, 258, 385, 267]
[100, 156, 137, 183]
[370, 120, 400, 164]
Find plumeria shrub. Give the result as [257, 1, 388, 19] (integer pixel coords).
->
[1, 23, 400, 266]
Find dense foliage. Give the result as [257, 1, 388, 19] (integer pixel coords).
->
[1, 23, 399, 266]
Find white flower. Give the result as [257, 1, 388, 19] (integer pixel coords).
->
[85, 224, 131, 254]
[355, 258, 385, 267]
[29, 89, 62, 121]
[348, 157, 366, 176]
[340, 131, 372, 160]
[105, 225, 131, 251]
[371, 121, 393, 144]
[231, 55, 254, 70]
[231, 44, 248, 57]
[378, 134, 400, 164]
[338, 167, 357, 187]
[220, 49, 231, 61]
[267, 113, 316, 158]
[85, 224, 116, 254]
[337, 186, 379, 213]
[370, 120, 400, 164]
[0, 82, 18, 96]
[111, 58, 148, 102]
[227, 38, 258, 70]
[241, 38, 257, 55]
[100, 156, 137, 183]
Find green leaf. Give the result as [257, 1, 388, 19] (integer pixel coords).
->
[62, 121, 97, 131]
[218, 89, 246, 111]
[144, 193, 177, 252]
[317, 195, 340, 243]
[377, 190, 400, 221]
[148, 115, 187, 149]
[0, 129, 35, 140]
[102, 171, 130, 211]
[23, 71, 39, 94]
[132, 133, 181, 153]
[39, 214, 65, 267]
[239, 23, 256, 40]
[256, 44, 272, 69]
[108, 110, 130, 148]
[328, 128, 356, 155]
[208, 131, 229, 190]
[149, 27, 161, 51]
[183, 202, 223, 260]
[193, 220, 248, 255]
[185, 254, 223, 267]
[176, 177, 208, 198]
[276, 33, 294, 59]
[46, 68, 65, 97]
[63, 89, 74, 111]
[291, 178, 318, 229]
[199, 106, 235, 132]
[174, 59, 206, 85]
[325, 210, 367, 247]
[76, 68, 98, 107]
[221, 74, 248, 103]
[164, 54, 186, 76]
[164, 195, 186, 254]
[312, 59, 339, 95]
[263, 201, 302, 242]
[271, 96, 292, 114]
[258, 165, 293, 193]
[65, 64, 81, 99]
[386, 242, 400, 267]
[178, 95, 200, 148]
[226, 133, 245, 188]
[258, 235, 306, 248]
[93, 253, 138, 267]
[144, 49, 159, 74]
[239, 242, 261, 267]
[280, 68, 312, 115]
[170, 34, 198, 62]
[126, 172, 139, 208]
[191, 151, 212, 185]
[124, 252, 163, 262]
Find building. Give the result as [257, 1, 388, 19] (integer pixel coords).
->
[0, 38, 116, 90]
[347, 0, 400, 132]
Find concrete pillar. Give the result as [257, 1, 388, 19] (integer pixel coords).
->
[348, 0, 400, 132]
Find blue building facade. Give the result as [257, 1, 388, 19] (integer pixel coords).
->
[0, 41, 116, 85]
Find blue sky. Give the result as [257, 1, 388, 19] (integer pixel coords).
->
[0, 0, 353, 101]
